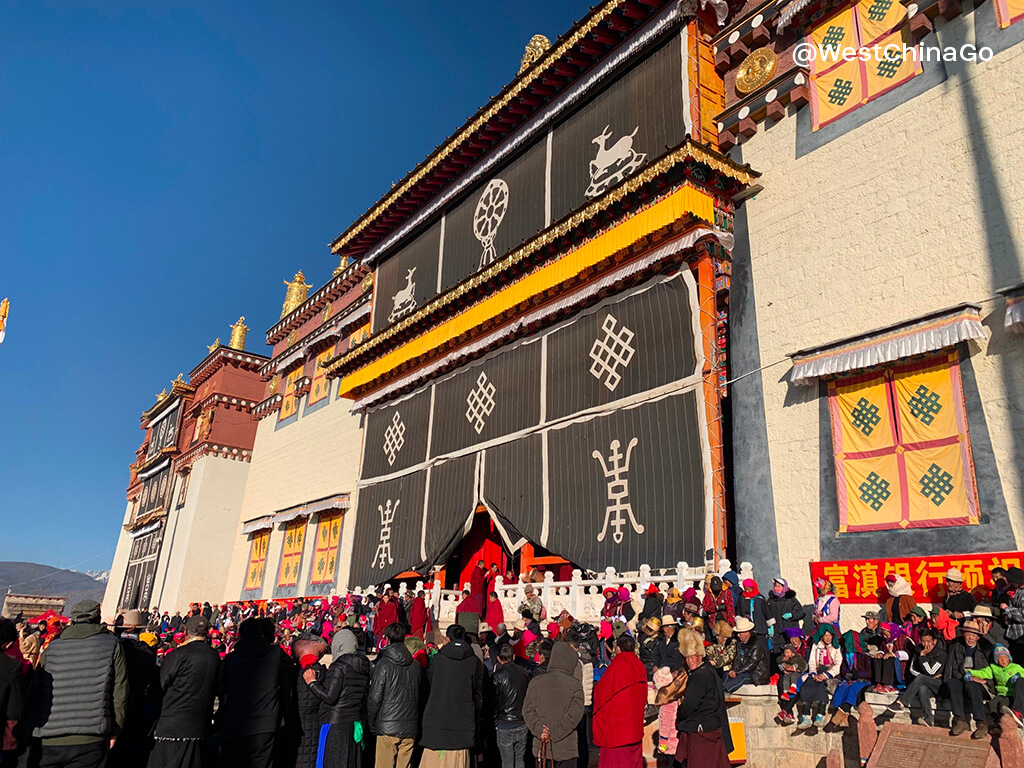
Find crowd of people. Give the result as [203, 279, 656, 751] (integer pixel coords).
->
[1, 561, 1023, 768]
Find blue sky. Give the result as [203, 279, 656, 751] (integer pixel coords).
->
[0, 0, 582, 568]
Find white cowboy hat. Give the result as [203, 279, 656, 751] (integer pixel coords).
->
[734, 617, 755, 633]
[660, 614, 679, 626]
[479, 622, 492, 633]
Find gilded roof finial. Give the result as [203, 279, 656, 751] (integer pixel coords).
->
[333, 255, 350, 277]
[172, 373, 186, 386]
[281, 270, 312, 318]
[0, 297, 8, 345]
[229, 316, 249, 351]
[208, 338, 221, 354]
[519, 34, 551, 74]
[155, 388, 168, 401]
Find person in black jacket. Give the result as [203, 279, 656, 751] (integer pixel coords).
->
[367, 623, 420, 768]
[291, 634, 328, 768]
[150, 615, 221, 768]
[945, 620, 992, 738]
[651, 615, 684, 673]
[675, 629, 733, 768]
[108, 610, 158, 768]
[419, 624, 484, 768]
[304, 627, 370, 768]
[30, 599, 128, 768]
[888, 628, 946, 727]
[766, 579, 805, 653]
[219, 617, 292, 768]
[724, 618, 769, 692]
[491, 643, 530, 768]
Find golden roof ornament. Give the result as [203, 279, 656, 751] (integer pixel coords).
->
[519, 34, 551, 74]
[333, 255, 350, 277]
[736, 47, 779, 95]
[155, 388, 168, 401]
[228, 316, 249, 351]
[281, 270, 312, 318]
[207, 338, 221, 353]
[0, 297, 8, 345]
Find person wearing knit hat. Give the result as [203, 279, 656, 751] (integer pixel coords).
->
[966, 643, 1024, 730]
[33, 600, 128, 768]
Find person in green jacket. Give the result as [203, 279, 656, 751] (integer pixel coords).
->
[968, 643, 1024, 729]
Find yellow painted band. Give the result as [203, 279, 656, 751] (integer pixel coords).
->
[338, 184, 715, 397]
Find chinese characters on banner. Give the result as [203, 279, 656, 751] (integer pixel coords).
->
[810, 551, 1024, 604]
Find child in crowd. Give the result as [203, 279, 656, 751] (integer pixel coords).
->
[970, 644, 1024, 728]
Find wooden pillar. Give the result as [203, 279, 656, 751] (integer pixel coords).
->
[694, 248, 728, 565]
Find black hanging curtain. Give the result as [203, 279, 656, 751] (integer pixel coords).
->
[368, 32, 687, 336]
[348, 270, 708, 586]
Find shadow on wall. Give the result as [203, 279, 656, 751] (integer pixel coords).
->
[959, 3, 1024, 546]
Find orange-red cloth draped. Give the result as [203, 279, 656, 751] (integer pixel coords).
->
[593, 650, 647, 748]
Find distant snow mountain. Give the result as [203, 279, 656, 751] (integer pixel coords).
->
[82, 570, 110, 583]
[0, 562, 107, 608]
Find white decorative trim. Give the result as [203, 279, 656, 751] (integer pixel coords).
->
[789, 305, 987, 384]
[138, 458, 171, 480]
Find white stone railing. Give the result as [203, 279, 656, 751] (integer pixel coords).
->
[358, 559, 752, 629]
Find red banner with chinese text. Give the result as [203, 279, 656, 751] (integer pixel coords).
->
[810, 552, 1024, 604]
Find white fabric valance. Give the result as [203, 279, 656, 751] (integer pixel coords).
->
[241, 517, 274, 535]
[999, 283, 1024, 333]
[789, 304, 986, 385]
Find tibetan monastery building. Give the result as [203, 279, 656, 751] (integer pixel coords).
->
[321, 0, 757, 591]
[221, 263, 370, 602]
[716, 0, 1024, 601]
[102, 321, 267, 621]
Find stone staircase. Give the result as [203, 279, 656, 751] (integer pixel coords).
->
[728, 685, 1024, 768]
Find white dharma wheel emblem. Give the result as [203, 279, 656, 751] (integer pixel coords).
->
[473, 178, 510, 269]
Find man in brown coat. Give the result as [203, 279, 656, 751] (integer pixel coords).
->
[523, 641, 585, 767]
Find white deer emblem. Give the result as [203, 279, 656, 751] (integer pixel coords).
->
[388, 267, 418, 323]
[586, 124, 647, 199]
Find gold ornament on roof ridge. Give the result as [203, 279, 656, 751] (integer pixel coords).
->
[520, 34, 552, 73]
[281, 270, 312, 318]
[735, 47, 778, 95]
[229, 316, 249, 351]
[208, 338, 221, 354]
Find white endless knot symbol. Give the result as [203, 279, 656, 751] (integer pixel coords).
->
[465, 372, 496, 434]
[592, 437, 644, 544]
[382, 411, 406, 466]
[372, 499, 398, 569]
[588, 314, 636, 391]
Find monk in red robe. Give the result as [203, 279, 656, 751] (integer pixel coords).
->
[594, 634, 648, 767]
[372, 591, 400, 647]
[470, 560, 488, 615]
[485, 591, 504, 629]
[409, 591, 431, 639]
